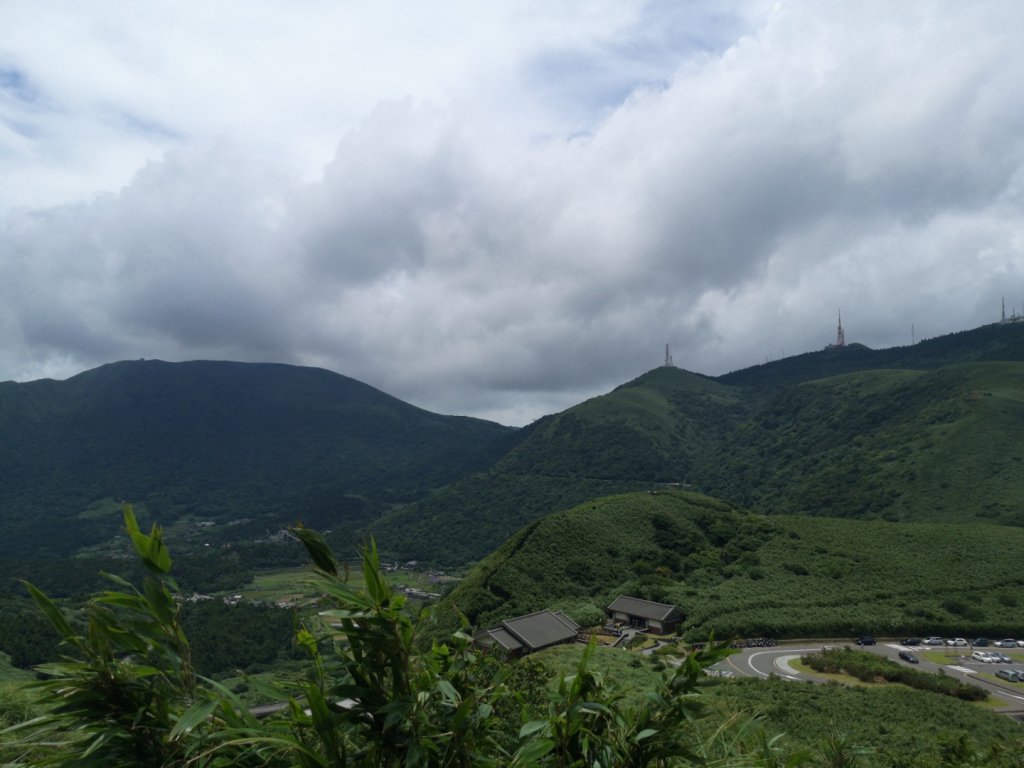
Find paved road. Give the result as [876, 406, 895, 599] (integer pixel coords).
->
[719, 644, 829, 681]
[708, 641, 1024, 712]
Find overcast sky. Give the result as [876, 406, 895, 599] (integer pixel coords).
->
[3, 1, 1024, 425]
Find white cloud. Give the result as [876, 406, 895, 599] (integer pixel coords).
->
[2, 1, 1024, 424]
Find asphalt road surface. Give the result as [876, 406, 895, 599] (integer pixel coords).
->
[710, 640, 1024, 714]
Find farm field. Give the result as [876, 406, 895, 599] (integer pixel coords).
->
[226, 564, 449, 606]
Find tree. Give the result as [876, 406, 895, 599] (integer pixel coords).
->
[5, 505, 802, 767]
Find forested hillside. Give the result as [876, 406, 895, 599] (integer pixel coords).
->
[430, 490, 1024, 641]
[5, 322, 1024, 568]
[374, 324, 1024, 564]
[0, 359, 517, 558]
[699, 362, 1024, 523]
[371, 367, 748, 563]
[717, 320, 1024, 389]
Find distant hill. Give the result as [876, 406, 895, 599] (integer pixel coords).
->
[7, 321, 1024, 565]
[718, 320, 1024, 389]
[700, 362, 1024, 523]
[373, 322, 1024, 564]
[370, 366, 748, 564]
[0, 360, 517, 558]
[429, 490, 1024, 641]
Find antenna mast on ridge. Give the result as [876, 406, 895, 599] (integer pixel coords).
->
[835, 310, 846, 347]
[664, 344, 674, 367]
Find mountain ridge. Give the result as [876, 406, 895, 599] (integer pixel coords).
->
[5, 321, 1024, 564]
[0, 359, 518, 558]
[371, 322, 1024, 563]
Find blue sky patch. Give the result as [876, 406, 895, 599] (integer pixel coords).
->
[0, 66, 38, 103]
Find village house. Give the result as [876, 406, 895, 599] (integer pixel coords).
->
[606, 595, 682, 634]
[474, 609, 580, 658]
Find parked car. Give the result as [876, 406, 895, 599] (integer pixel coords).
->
[995, 653, 1014, 663]
[995, 639, 1018, 648]
[855, 635, 876, 646]
[901, 638, 921, 646]
[996, 669, 1022, 682]
[946, 637, 968, 647]
[972, 651, 994, 663]
[973, 638, 990, 647]
[922, 637, 945, 646]
[898, 651, 919, 664]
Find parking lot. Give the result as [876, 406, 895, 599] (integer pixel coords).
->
[714, 637, 1024, 714]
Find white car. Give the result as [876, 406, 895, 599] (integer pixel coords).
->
[972, 651, 994, 663]
[922, 637, 945, 646]
[946, 637, 968, 647]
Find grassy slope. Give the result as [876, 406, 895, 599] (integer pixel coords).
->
[0, 653, 33, 684]
[529, 646, 1024, 765]
[699, 363, 1024, 525]
[372, 367, 747, 563]
[0, 360, 517, 558]
[378, 353, 1024, 565]
[431, 491, 1024, 640]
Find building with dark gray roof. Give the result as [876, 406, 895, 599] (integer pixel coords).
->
[606, 596, 682, 634]
[474, 609, 580, 657]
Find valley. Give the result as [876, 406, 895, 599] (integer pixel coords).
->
[4, 321, 1024, 765]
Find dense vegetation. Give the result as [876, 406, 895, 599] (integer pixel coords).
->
[0, 597, 60, 668]
[717, 320, 1024, 389]
[700, 363, 1024, 524]
[2, 509, 806, 767]
[6, 322, 1024, 573]
[432, 491, 1024, 641]
[0, 359, 517, 559]
[713, 678, 1024, 767]
[800, 647, 985, 701]
[372, 367, 749, 563]
[374, 324, 1024, 564]
[534, 645, 1024, 767]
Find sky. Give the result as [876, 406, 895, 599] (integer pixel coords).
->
[2, 1, 1024, 425]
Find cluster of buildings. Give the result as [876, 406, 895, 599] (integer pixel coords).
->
[474, 595, 683, 658]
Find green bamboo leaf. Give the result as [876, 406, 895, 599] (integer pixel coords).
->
[123, 503, 172, 573]
[519, 719, 549, 739]
[24, 581, 75, 641]
[144, 576, 175, 625]
[170, 699, 217, 740]
[436, 679, 460, 705]
[100, 571, 140, 591]
[291, 525, 339, 576]
[512, 737, 555, 766]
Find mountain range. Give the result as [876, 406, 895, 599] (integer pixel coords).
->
[0, 360, 515, 558]
[373, 322, 1024, 563]
[3, 321, 1024, 569]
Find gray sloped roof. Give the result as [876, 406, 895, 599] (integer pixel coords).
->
[606, 595, 680, 622]
[483, 627, 523, 652]
[502, 610, 579, 651]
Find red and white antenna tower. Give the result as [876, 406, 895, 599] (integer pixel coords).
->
[835, 310, 846, 347]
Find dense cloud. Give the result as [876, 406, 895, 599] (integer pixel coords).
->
[2, 1, 1024, 424]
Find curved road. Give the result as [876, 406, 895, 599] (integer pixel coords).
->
[709, 641, 1024, 713]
